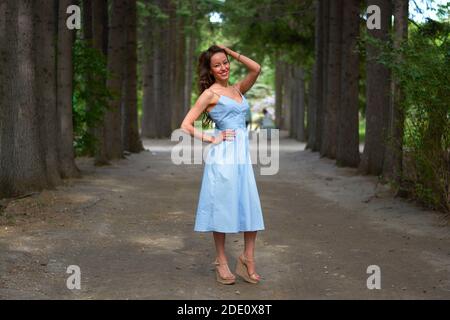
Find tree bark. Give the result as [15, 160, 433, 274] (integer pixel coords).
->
[57, 0, 81, 178]
[382, 0, 408, 180]
[360, 0, 392, 175]
[159, 0, 173, 137]
[0, 0, 5, 154]
[153, 2, 163, 138]
[0, 0, 48, 197]
[283, 63, 292, 133]
[289, 65, 297, 139]
[294, 67, 306, 142]
[321, 0, 342, 159]
[141, 1, 157, 138]
[34, 0, 61, 187]
[317, 0, 330, 152]
[172, 6, 186, 131]
[306, 72, 314, 144]
[274, 58, 284, 129]
[122, 0, 143, 152]
[105, 0, 127, 159]
[82, 0, 92, 41]
[306, 0, 322, 151]
[336, 0, 360, 167]
[184, 29, 197, 116]
[90, 0, 109, 164]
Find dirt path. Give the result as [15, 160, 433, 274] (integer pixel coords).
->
[1, 134, 449, 299]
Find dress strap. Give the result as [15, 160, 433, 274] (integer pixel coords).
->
[208, 86, 242, 99]
[232, 84, 243, 98]
[207, 88, 221, 98]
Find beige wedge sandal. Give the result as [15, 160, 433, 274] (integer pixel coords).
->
[213, 259, 236, 285]
[235, 255, 261, 284]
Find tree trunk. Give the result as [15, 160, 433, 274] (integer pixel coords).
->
[159, 0, 173, 137]
[0, 0, 48, 197]
[321, 0, 342, 159]
[285, 64, 291, 134]
[153, 4, 163, 138]
[289, 65, 297, 139]
[34, 0, 61, 187]
[360, 0, 392, 175]
[317, 0, 330, 152]
[306, 0, 322, 151]
[141, 2, 157, 138]
[275, 59, 284, 129]
[122, 0, 143, 153]
[382, 0, 408, 180]
[82, 0, 92, 41]
[306, 72, 314, 144]
[90, 0, 109, 164]
[57, 0, 81, 178]
[184, 30, 197, 116]
[172, 6, 186, 131]
[0, 0, 5, 154]
[336, 0, 360, 167]
[105, 0, 127, 159]
[295, 67, 306, 142]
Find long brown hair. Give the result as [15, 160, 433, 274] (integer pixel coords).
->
[197, 45, 229, 126]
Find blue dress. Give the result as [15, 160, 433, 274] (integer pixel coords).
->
[194, 89, 265, 233]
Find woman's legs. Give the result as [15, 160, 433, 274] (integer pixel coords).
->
[242, 231, 260, 279]
[213, 232, 235, 279]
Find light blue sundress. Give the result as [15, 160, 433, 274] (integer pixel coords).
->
[194, 87, 265, 233]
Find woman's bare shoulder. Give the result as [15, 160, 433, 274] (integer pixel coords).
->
[233, 81, 245, 94]
[197, 89, 219, 107]
[199, 88, 215, 100]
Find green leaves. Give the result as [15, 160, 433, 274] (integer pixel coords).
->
[72, 39, 113, 156]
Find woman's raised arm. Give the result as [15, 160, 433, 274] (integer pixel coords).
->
[218, 45, 261, 95]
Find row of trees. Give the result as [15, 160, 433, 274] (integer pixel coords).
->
[306, 0, 409, 177]
[0, 0, 144, 198]
[142, 0, 195, 138]
[0, 0, 81, 198]
[0, 0, 220, 199]
[81, 0, 143, 164]
[0, 0, 263, 199]
[301, 0, 448, 210]
[221, 0, 448, 211]
[1, 0, 448, 210]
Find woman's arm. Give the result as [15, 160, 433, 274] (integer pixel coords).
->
[180, 90, 236, 144]
[181, 90, 215, 143]
[218, 45, 261, 95]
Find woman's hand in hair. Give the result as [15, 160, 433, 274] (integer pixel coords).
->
[216, 44, 228, 50]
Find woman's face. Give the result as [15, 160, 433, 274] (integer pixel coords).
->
[210, 52, 230, 82]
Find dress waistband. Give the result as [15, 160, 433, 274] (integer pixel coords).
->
[215, 125, 247, 131]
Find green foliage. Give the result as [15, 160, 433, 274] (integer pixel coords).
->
[220, 0, 315, 66]
[192, 0, 313, 130]
[370, 19, 450, 211]
[72, 39, 112, 156]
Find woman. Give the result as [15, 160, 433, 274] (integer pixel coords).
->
[181, 45, 264, 285]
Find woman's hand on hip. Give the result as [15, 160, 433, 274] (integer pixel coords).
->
[212, 129, 236, 144]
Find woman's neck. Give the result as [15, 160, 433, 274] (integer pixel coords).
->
[215, 79, 229, 88]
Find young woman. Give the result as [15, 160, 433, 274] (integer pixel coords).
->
[181, 45, 264, 285]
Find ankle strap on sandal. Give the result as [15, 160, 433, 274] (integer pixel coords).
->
[213, 259, 229, 266]
[240, 255, 255, 262]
